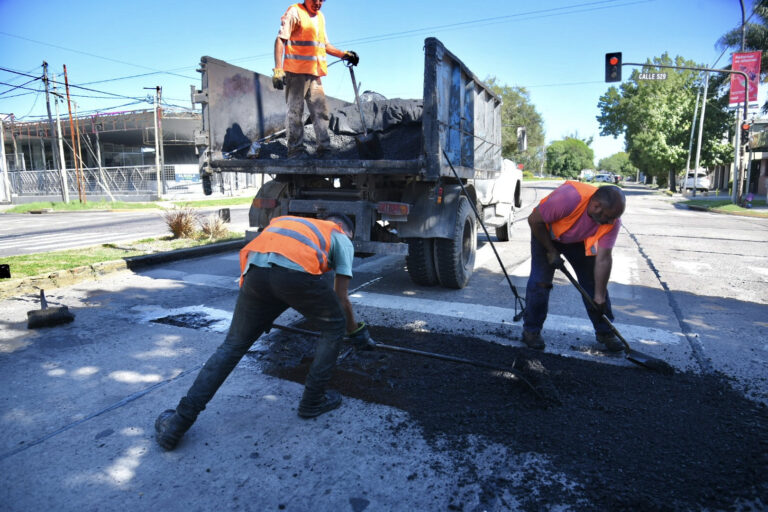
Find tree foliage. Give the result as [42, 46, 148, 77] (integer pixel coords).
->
[596, 53, 733, 190]
[545, 137, 594, 178]
[485, 77, 545, 172]
[598, 152, 637, 175]
[717, 0, 768, 112]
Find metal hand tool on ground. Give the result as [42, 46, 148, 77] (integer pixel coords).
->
[557, 265, 675, 375]
[347, 63, 383, 160]
[27, 290, 75, 329]
[271, 322, 545, 400]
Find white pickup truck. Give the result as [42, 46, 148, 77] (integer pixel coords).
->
[474, 158, 523, 241]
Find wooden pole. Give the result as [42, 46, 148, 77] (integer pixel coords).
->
[73, 101, 86, 204]
[51, 73, 69, 203]
[63, 65, 84, 203]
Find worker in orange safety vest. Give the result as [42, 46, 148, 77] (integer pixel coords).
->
[154, 213, 374, 451]
[522, 182, 626, 352]
[272, 1, 359, 159]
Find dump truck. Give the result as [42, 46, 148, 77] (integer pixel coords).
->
[192, 37, 522, 289]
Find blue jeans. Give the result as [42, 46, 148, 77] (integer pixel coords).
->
[176, 265, 346, 421]
[523, 237, 614, 335]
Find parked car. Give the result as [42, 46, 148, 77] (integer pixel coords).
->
[594, 173, 614, 183]
[682, 170, 711, 192]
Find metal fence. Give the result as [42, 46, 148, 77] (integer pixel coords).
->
[5, 165, 260, 200]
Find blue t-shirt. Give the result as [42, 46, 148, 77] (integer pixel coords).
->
[244, 230, 354, 277]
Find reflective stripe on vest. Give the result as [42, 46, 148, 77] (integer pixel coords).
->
[539, 180, 616, 256]
[283, 3, 328, 77]
[238, 216, 342, 286]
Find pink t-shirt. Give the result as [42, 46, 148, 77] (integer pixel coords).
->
[537, 183, 620, 249]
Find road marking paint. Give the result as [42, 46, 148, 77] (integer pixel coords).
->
[349, 291, 682, 346]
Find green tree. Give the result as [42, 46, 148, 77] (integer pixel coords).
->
[545, 137, 594, 178]
[598, 152, 638, 176]
[717, 0, 768, 112]
[597, 53, 733, 190]
[485, 77, 545, 172]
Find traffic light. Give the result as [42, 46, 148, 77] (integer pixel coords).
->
[605, 52, 622, 82]
[741, 122, 751, 144]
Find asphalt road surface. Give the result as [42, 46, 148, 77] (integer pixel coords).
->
[1, 182, 766, 511]
[0, 205, 250, 257]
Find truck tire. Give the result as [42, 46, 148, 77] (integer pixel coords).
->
[406, 238, 438, 286]
[495, 208, 514, 242]
[435, 196, 476, 289]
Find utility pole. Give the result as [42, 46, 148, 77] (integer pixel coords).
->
[0, 115, 11, 202]
[52, 73, 69, 203]
[733, 0, 747, 203]
[10, 116, 20, 170]
[43, 62, 66, 202]
[63, 65, 84, 203]
[685, 89, 701, 193]
[692, 73, 710, 198]
[73, 100, 86, 204]
[157, 86, 166, 194]
[145, 86, 162, 198]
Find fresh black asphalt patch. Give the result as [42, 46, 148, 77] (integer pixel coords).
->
[254, 324, 768, 511]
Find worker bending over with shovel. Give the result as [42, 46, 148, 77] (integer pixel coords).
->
[155, 213, 373, 451]
[273, 0, 359, 159]
[522, 182, 626, 352]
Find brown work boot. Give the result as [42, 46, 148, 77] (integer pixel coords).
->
[522, 330, 545, 350]
[596, 332, 624, 353]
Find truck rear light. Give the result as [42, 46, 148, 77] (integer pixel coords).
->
[252, 198, 277, 209]
[377, 202, 410, 216]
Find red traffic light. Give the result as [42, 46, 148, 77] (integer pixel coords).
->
[609, 57, 619, 66]
[742, 123, 751, 130]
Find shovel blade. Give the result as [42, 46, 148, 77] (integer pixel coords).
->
[355, 132, 383, 160]
[625, 349, 675, 375]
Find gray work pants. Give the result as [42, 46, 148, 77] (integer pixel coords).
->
[175, 265, 346, 421]
[284, 72, 331, 155]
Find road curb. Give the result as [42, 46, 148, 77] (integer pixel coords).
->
[0, 239, 245, 300]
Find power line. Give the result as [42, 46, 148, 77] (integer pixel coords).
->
[229, 0, 654, 64]
[0, 30, 198, 80]
[0, 79, 43, 96]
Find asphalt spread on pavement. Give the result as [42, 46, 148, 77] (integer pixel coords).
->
[254, 324, 768, 512]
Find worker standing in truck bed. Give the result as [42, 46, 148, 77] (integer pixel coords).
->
[272, 0, 359, 159]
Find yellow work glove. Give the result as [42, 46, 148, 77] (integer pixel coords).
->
[272, 68, 285, 90]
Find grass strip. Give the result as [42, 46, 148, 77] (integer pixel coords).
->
[1, 232, 242, 279]
[3, 200, 159, 213]
[682, 199, 768, 217]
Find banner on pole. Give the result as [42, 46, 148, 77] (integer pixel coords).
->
[729, 51, 761, 105]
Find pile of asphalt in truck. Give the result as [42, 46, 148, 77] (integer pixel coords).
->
[255, 99, 424, 161]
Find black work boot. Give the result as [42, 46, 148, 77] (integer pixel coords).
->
[298, 389, 342, 418]
[298, 333, 344, 418]
[154, 409, 194, 451]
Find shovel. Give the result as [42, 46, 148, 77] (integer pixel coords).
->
[557, 265, 675, 375]
[347, 65, 383, 160]
[270, 322, 546, 400]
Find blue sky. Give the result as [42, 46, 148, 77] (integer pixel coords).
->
[0, 0, 759, 163]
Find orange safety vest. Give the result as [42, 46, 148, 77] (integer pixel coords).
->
[538, 181, 616, 256]
[283, 3, 328, 77]
[239, 216, 342, 285]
